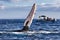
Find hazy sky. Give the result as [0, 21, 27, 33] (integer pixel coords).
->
[0, 0, 59, 6]
[0, 0, 60, 19]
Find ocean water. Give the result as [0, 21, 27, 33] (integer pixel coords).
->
[0, 19, 60, 40]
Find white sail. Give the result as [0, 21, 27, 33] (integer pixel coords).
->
[24, 3, 36, 27]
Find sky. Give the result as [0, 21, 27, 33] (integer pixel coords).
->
[0, 0, 60, 19]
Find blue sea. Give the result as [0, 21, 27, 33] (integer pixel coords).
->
[0, 19, 60, 40]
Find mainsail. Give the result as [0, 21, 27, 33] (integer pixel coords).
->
[24, 3, 36, 27]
